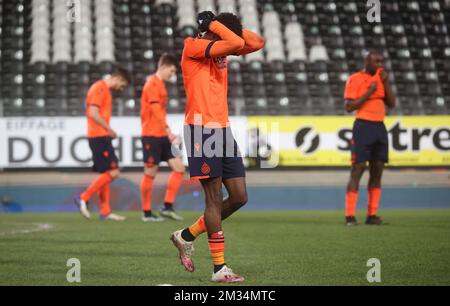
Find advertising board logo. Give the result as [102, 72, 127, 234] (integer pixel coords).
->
[295, 127, 320, 154]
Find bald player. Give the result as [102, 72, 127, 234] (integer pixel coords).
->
[169, 11, 265, 283]
[343, 50, 396, 226]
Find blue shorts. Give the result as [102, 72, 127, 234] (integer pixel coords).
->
[88, 136, 119, 173]
[141, 136, 176, 166]
[351, 119, 389, 164]
[184, 125, 245, 180]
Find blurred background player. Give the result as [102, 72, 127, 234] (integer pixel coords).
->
[140, 53, 186, 222]
[74, 68, 130, 221]
[170, 11, 265, 283]
[343, 50, 396, 226]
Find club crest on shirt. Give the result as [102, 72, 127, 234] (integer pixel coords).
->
[213, 56, 227, 70]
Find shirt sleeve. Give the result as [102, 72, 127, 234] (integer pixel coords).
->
[184, 38, 216, 59]
[235, 29, 265, 55]
[87, 84, 104, 108]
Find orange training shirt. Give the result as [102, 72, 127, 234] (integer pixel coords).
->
[141, 74, 168, 137]
[86, 80, 112, 138]
[344, 70, 386, 122]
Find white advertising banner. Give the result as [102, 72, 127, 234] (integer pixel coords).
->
[0, 116, 249, 169]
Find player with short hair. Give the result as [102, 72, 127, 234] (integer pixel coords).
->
[74, 68, 131, 221]
[343, 50, 396, 226]
[140, 53, 185, 222]
[170, 11, 265, 283]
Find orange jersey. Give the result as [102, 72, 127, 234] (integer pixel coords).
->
[344, 70, 386, 122]
[86, 80, 112, 138]
[182, 21, 263, 128]
[141, 74, 168, 137]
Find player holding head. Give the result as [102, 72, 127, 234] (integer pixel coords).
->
[140, 53, 185, 222]
[74, 68, 130, 221]
[343, 50, 396, 225]
[170, 11, 265, 283]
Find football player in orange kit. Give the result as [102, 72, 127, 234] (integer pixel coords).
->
[74, 68, 130, 221]
[140, 53, 186, 222]
[343, 50, 396, 226]
[170, 11, 265, 283]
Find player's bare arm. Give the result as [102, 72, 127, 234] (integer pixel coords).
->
[380, 69, 396, 109]
[88, 105, 117, 138]
[166, 126, 178, 143]
[344, 82, 377, 113]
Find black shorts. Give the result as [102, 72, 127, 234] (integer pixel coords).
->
[141, 136, 176, 166]
[351, 119, 389, 164]
[184, 125, 245, 180]
[88, 136, 119, 173]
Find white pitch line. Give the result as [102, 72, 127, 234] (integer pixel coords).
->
[0, 223, 54, 236]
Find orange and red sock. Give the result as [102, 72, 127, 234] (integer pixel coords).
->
[189, 215, 206, 237]
[208, 231, 225, 268]
[181, 215, 207, 242]
[140, 174, 154, 212]
[367, 187, 381, 216]
[345, 190, 358, 217]
[164, 171, 183, 206]
[99, 183, 112, 216]
[81, 172, 113, 202]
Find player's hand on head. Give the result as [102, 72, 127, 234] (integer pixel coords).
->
[197, 11, 215, 33]
[379, 69, 389, 83]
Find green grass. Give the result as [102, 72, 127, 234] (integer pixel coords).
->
[1, 209, 450, 286]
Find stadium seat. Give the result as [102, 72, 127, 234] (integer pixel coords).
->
[1, 0, 450, 116]
[197, 0, 216, 13]
[218, 0, 237, 15]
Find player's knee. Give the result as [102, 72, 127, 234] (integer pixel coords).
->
[368, 177, 382, 188]
[176, 165, 186, 174]
[231, 191, 248, 208]
[350, 164, 364, 178]
[240, 190, 249, 205]
[169, 158, 185, 173]
[369, 170, 382, 182]
[238, 193, 248, 207]
[109, 169, 120, 178]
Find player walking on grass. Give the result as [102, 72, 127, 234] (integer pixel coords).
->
[344, 50, 396, 226]
[74, 68, 130, 221]
[170, 11, 265, 283]
[140, 54, 186, 222]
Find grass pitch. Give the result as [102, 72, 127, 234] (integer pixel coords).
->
[1, 209, 449, 286]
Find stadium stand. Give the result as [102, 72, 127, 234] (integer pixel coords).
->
[0, 0, 449, 117]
